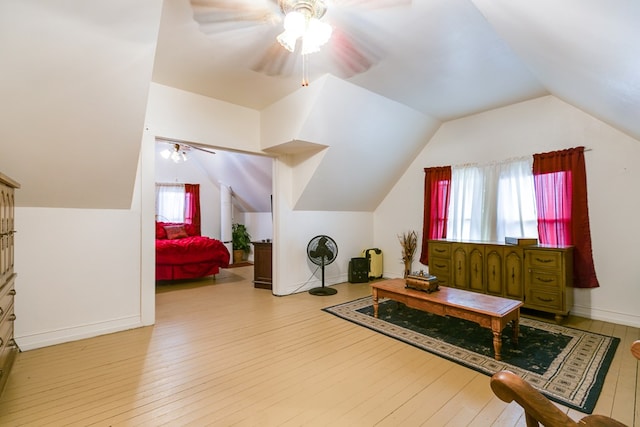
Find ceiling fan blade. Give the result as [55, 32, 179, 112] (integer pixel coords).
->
[332, 0, 411, 10]
[251, 42, 298, 77]
[328, 14, 385, 77]
[190, 0, 280, 34]
[189, 145, 217, 155]
[331, 33, 378, 77]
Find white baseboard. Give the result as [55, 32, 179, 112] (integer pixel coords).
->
[15, 315, 144, 351]
[571, 304, 640, 329]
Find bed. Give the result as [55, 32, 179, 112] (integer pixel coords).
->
[155, 222, 230, 281]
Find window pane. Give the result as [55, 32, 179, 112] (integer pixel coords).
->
[496, 159, 538, 241]
[156, 184, 185, 223]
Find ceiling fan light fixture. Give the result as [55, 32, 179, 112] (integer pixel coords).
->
[276, 30, 299, 53]
[161, 144, 188, 163]
[301, 18, 332, 55]
[276, 0, 331, 55]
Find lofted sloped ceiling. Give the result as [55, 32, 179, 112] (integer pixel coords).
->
[153, 0, 640, 137]
[0, 0, 163, 208]
[3, 1, 638, 211]
[471, 0, 640, 140]
[152, 0, 640, 212]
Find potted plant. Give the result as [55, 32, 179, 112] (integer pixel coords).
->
[232, 223, 251, 264]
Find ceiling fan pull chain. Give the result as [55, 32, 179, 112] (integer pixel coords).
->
[302, 54, 309, 87]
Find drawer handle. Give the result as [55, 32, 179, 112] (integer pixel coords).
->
[0, 307, 3, 317]
[435, 248, 446, 253]
[434, 263, 446, 269]
[9, 314, 16, 321]
[536, 296, 554, 302]
[9, 338, 17, 348]
[535, 257, 553, 263]
[9, 289, 16, 296]
[0, 337, 2, 347]
[536, 277, 554, 283]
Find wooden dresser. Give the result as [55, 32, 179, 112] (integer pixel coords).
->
[428, 239, 573, 322]
[0, 173, 19, 396]
[252, 241, 272, 290]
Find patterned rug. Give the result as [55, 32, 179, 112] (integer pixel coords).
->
[323, 296, 619, 414]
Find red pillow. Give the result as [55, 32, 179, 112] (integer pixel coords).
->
[156, 222, 168, 239]
[164, 225, 188, 240]
[183, 223, 199, 236]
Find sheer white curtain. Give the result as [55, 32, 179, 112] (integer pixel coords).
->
[447, 165, 488, 241]
[447, 157, 537, 242]
[155, 183, 185, 223]
[496, 157, 538, 242]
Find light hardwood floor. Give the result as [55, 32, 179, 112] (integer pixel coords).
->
[0, 266, 638, 426]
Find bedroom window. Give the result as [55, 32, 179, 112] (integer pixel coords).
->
[155, 183, 202, 235]
[156, 184, 185, 223]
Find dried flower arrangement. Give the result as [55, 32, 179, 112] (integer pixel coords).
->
[398, 230, 418, 276]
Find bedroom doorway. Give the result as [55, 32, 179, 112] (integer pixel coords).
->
[154, 139, 274, 280]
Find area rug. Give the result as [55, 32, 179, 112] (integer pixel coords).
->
[323, 296, 619, 414]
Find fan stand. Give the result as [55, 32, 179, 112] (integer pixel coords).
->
[308, 257, 337, 296]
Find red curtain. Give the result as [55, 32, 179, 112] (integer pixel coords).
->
[184, 184, 201, 236]
[419, 166, 452, 265]
[533, 147, 599, 288]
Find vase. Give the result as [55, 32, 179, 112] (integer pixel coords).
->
[404, 259, 412, 278]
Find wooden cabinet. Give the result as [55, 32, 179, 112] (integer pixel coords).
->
[428, 240, 572, 321]
[252, 242, 272, 290]
[503, 246, 525, 301]
[524, 246, 573, 323]
[451, 243, 485, 292]
[427, 241, 451, 287]
[0, 173, 19, 396]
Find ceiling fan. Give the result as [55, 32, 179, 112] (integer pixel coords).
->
[189, 0, 411, 85]
[159, 142, 216, 163]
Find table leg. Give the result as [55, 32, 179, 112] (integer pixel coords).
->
[372, 288, 379, 318]
[492, 330, 502, 361]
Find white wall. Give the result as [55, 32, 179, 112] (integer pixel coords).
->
[14, 206, 143, 350]
[376, 95, 640, 327]
[271, 157, 375, 295]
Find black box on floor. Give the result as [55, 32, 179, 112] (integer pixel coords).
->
[349, 257, 369, 283]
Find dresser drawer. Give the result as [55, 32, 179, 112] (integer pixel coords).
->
[0, 308, 16, 380]
[430, 242, 451, 258]
[528, 271, 562, 289]
[527, 288, 563, 311]
[527, 250, 563, 270]
[429, 257, 450, 277]
[0, 276, 15, 322]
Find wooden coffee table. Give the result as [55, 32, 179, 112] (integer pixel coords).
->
[370, 279, 523, 361]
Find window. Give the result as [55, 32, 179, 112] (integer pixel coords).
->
[446, 158, 537, 243]
[156, 184, 185, 223]
[155, 183, 202, 235]
[532, 170, 571, 246]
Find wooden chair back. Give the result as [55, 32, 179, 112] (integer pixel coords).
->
[490, 340, 640, 427]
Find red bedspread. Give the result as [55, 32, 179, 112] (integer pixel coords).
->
[156, 236, 230, 280]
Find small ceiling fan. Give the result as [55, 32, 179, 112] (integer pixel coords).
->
[159, 142, 216, 163]
[189, 0, 411, 84]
